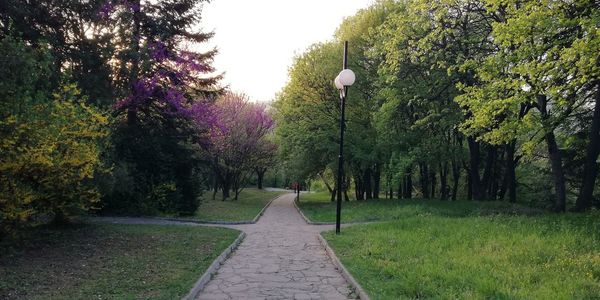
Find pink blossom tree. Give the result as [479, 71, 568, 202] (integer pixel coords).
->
[208, 92, 276, 200]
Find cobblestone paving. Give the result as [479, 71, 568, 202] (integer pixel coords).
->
[196, 193, 355, 300]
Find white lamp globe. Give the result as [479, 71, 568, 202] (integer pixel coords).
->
[334, 75, 344, 90]
[338, 69, 355, 86]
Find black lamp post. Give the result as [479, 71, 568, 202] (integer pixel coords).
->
[334, 41, 355, 234]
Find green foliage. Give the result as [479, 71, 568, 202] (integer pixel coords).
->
[279, 0, 599, 207]
[0, 0, 115, 106]
[457, 0, 598, 146]
[274, 4, 390, 197]
[102, 115, 205, 215]
[0, 33, 107, 238]
[0, 88, 108, 236]
[273, 42, 342, 181]
[2, 1, 222, 217]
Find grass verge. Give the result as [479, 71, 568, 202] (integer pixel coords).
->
[297, 191, 541, 223]
[316, 195, 600, 299]
[194, 188, 286, 222]
[0, 224, 239, 299]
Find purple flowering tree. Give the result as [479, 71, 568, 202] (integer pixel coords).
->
[97, 0, 222, 214]
[97, 0, 221, 125]
[208, 92, 276, 200]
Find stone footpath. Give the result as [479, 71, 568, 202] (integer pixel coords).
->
[197, 193, 355, 300]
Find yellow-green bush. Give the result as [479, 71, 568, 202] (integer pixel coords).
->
[0, 85, 107, 238]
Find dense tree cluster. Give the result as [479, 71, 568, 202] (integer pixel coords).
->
[0, 0, 275, 238]
[274, 0, 599, 211]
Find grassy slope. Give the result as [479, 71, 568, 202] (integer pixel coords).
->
[0, 224, 239, 300]
[302, 192, 600, 298]
[195, 188, 286, 222]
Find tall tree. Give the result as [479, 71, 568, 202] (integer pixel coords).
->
[458, 0, 599, 211]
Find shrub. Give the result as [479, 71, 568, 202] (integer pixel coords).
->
[0, 32, 107, 238]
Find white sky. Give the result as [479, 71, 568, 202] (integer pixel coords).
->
[198, 0, 374, 102]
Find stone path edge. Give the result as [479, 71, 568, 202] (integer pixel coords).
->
[183, 231, 246, 300]
[317, 234, 370, 300]
[96, 193, 283, 226]
[293, 199, 335, 225]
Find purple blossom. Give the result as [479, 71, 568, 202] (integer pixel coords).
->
[115, 76, 159, 110]
[205, 92, 274, 155]
[148, 41, 169, 62]
[116, 37, 223, 136]
[97, 1, 114, 19]
[163, 88, 188, 116]
[124, 0, 141, 12]
[191, 101, 219, 129]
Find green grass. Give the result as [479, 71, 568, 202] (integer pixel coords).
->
[0, 224, 239, 300]
[297, 191, 540, 223]
[194, 188, 286, 222]
[311, 192, 600, 299]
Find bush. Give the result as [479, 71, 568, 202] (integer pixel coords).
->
[0, 32, 107, 239]
[100, 112, 205, 216]
[0, 88, 107, 237]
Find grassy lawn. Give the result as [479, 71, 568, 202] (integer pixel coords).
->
[194, 188, 286, 222]
[297, 191, 539, 223]
[0, 224, 239, 300]
[312, 193, 600, 299]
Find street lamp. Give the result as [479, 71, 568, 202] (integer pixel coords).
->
[334, 41, 355, 234]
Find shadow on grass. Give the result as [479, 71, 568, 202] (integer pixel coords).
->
[0, 223, 238, 300]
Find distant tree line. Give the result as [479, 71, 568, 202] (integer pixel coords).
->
[0, 0, 275, 239]
[274, 0, 599, 211]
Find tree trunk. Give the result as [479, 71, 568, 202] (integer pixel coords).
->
[490, 149, 502, 201]
[398, 178, 403, 199]
[373, 164, 381, 199]
[404, 168, 413, 199]
[234, 186, 241, 200]
[354, 174, 364, 200]
[440, 162, 449, 200]
[451, 160, 460, 201]
[430, 168, 436, 199]
[127, 0, 141, 126]
[212, 174, 220, 200]
[498, 142, 517, 202]
[420, 163, 430, 198]
[330, 187, 336, 202]
[222, 176, 231, 200]
[466, 165, 472, 200]
[256, 167, 266, 189]
[468, 137, 483, 200]
[546, 132, 567, 212]
[537, 94, 566, 212]
[345, 175, 350, 201]
[364, 168, 372, 199]
[481, 145, 497, 200]
[576, 84, 600, 211]
[319, 172, 333, 195]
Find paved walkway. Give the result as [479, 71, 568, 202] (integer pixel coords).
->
[197, 193, 355, 300]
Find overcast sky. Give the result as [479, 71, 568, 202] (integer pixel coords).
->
[199, 0, 374, 102]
